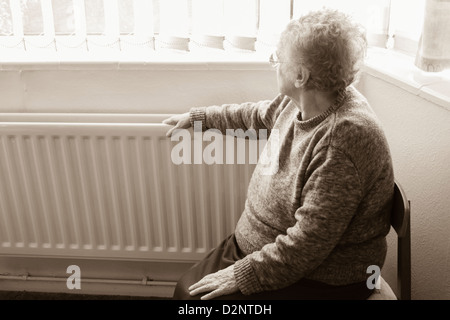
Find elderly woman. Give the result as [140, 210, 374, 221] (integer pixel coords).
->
[163, 8, 394, 300]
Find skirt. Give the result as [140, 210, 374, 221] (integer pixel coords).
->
[172, 233, 374, 300]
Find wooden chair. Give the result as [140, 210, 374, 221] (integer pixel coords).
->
[368, 180, 411, 300]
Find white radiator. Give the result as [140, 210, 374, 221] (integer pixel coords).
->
[0, 113, 256, 262]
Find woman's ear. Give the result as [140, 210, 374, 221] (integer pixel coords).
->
[295, 67, 310, 88]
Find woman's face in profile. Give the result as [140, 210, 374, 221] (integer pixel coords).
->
[275, 47, 298, 98]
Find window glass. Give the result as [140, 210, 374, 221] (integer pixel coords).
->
[52, 0, 75, 35]
[0, 0, 428, 56]
[118, 0, 134, 35]
[224, 0, 258, 37]
[191, 0, 224, 36]
[22, 0, 43, 35]
[158, 0, 189, 37]
[85, 0, 105, 35]
[0, 0, 13, 35]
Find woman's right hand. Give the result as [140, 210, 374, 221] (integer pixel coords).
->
[162, 112, 191, 138]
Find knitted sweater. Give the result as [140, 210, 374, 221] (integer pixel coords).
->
[189, 86, 394, 295]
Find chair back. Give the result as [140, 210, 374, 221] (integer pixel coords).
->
[390, 180, 411, 300]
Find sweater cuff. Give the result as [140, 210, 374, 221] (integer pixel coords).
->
[234, 257, 263, 295]
[189, 107, 207, 131]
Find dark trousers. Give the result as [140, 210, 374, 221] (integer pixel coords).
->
[172, 234, 373, 300]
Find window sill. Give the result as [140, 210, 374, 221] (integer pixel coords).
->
[0, 49, 273, 71]
[363, 48, 450, 111]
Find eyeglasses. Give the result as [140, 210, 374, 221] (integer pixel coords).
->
[269, 51, 281, 68]
[269, 51, 303, 68]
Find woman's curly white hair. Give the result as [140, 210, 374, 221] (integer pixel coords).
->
[278, 8, 367, 93]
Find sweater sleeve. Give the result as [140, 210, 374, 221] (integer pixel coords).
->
[234, 145, 363, 295]
[189, 94, 286, 135]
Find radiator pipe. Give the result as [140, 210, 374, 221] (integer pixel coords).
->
[0, 274, 177, 287]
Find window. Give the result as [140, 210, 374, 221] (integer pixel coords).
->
[388, 0, 426, 54]
[0, 0, 425, 56]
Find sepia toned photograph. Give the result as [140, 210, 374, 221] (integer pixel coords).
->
[0, 0, 449, 310]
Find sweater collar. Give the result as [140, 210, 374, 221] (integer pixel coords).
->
[295, 88, 348, 130]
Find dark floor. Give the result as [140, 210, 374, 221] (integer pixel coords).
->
[0, 290, 166, 300]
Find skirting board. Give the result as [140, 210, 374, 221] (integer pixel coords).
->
[0, 256, 195, 298]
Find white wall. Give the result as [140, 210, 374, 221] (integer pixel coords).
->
[0, 67, 278, 113]
[1, 64, 449, 299]
[355, 73, 450, 300]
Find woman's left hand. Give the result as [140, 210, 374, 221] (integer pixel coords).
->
[188, 264, 239, 300]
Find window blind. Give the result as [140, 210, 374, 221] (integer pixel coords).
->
[0, 0, 425, 56]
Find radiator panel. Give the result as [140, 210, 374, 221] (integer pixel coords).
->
[0, 118, 256, 261]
